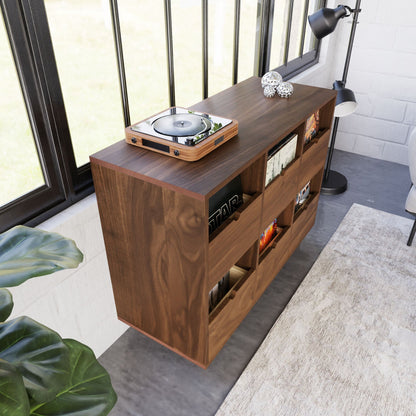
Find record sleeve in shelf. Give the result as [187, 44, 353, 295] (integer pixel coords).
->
[304, 111, 320, 145]
[208, 175, 244, 235]
[265, 133, 297, 186]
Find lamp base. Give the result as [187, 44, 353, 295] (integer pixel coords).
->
[321, 170, 347, 195]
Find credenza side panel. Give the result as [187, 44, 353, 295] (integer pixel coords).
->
[91, 162, 208, 364]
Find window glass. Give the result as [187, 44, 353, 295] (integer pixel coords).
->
[45, 0, 125, 167]
[118, 1, 169, 122]
[269, 0, 319, 70]
[171, 1, 203, 107]
[302, 0, 319, 55]
[0, 18, 44, 206]
[287, 0, 308, 62]
[1, 0, 323, 231]
[237, 0, 258, 83]
[208, 0, 234, 97]
[207, 0, 258, 92]
[269, 0, 290, 69]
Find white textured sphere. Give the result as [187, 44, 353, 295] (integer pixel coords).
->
[263, 85, 276, 98]
[261, 71, 282, 88]
[277, 81, 294, 98]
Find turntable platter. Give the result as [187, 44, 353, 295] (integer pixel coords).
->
[153, 113, 212, 137]
[126, 106, 238, 161]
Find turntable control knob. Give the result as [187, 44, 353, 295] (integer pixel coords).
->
[131, 138, 137, 144]
[174, 150, 180, 156]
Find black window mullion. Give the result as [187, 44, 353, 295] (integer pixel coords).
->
[232, 0, 241, 85]
[299, 0, 310, 57]
[20, 0, 81, 194]
[163, 0, 176, 107]
[283, 0, 294, 66]
[110, 0, 131, 127]
[254, 0, 275, 77]
[202, 0, 208, 99]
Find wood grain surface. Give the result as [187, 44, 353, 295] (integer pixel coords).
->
[90, 77, 336, 367]
[90, 77, 336, 199]
[91, 163, 208, 364]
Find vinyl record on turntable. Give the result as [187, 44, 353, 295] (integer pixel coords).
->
[153, 113, 212, 137]
[125, 107, 239, 162]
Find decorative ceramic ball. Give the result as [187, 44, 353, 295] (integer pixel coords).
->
[261, 71, 282, 89]
[276, 81, 294, 98]
[263, 85, 276, 98]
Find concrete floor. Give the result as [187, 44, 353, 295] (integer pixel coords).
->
[99, 149, 413, 416]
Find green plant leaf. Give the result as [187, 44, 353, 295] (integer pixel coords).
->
[0, 358, 30, 416]
[0, 289, 13, 322]
[0, 225, 83, 288]
[0, 316, 70, 405]
[30, 339, 117, 416]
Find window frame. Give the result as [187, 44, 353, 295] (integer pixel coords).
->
[254, 0, 325, 79]
[0, 0, 93, 233]
[0, 0, 323, 234]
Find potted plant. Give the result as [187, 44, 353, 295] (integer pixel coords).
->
[0, 225, 117, 415]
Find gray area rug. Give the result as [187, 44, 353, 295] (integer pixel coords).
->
[216, 204, 416, 416]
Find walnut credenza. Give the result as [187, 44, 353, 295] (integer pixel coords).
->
[90, 77, 336, 368]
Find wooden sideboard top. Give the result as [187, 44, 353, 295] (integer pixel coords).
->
[90, 76, 336, 200]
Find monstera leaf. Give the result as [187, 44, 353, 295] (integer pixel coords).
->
[0, 225, 83, 288]
[0, 288, 13, 322]
[0, 358, 30, 416]
[0, 226, 116, 415]
[30, 339, 117, 416]
[0, 316, 70, 405]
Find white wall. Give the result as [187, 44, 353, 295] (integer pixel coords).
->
[8, 195, 128, 358]
[295, 0, 416, 165]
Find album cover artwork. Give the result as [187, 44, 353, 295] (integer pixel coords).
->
[259, 218, 283, 253]
[265, 133, 297, 187]
[304, 111, 320, 144]
[295, 181, 311, 213]
[278, 134, 297, 171]
[265, 145, 280, 186]
[209, 175, 244, 234]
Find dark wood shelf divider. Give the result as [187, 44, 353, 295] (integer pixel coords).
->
[90, 77, 336, 368]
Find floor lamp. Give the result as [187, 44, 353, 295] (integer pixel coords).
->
[308, 1, 362, 195]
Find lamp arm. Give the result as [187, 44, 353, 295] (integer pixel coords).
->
[340, 5, 362, 17]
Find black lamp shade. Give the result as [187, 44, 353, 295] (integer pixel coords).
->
[333, 80, 357, 117]
[308, 6, 348, 39]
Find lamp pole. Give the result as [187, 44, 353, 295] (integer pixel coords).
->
[341, 0, 361, 84]
[321, 0, 361, 195]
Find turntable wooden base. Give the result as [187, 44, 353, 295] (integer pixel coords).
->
[125, 109, 238, 162]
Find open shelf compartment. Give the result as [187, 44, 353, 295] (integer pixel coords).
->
[259, 202, 294, 264]
[293, 169, 322, 222]
[208, 156, 264, 243]
[264, 126, 302, 189]
[208, 243, 258, 323]
[302, 127, 331, 155]
[301, 99, 335, 155]
[208, 191, 261, 242]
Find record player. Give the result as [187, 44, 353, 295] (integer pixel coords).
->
[125, 107, 238, 161]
